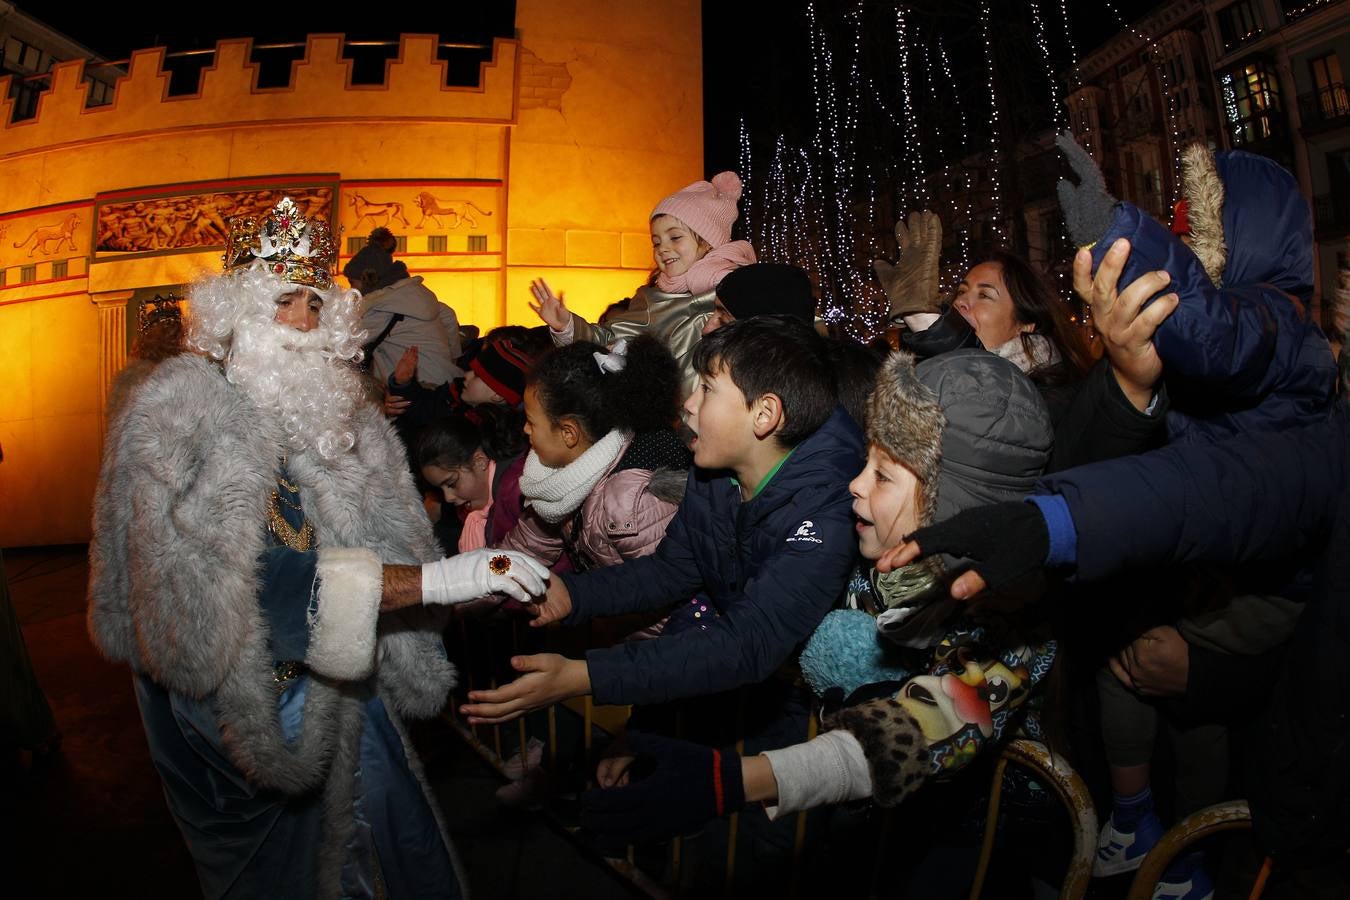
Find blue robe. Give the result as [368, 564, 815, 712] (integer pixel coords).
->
[133, 478, 461, 899]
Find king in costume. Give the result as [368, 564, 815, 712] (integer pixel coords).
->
[86, 198, 544, 899]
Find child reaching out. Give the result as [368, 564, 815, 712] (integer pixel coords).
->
[530, 172, 757, 398]
[496, 335, 692, 574]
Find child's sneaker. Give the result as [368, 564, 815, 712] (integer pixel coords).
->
[1094, 811, 1163, 877]
[1151, 852, 1213, 900]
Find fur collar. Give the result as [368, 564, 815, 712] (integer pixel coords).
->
[1181, 142, 1227, 286]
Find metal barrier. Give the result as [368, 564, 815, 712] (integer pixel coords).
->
[968, 740, 1097, 900]
[443, 611, 1094, 898]
[1124, 800, 1259, 900]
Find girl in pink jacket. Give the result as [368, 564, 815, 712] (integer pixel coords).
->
[499, 336, 690, 573]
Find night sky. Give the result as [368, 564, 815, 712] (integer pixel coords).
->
[23, 0, 1160, 176]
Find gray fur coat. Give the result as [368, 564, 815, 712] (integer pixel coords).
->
[87, 352, 459, 896]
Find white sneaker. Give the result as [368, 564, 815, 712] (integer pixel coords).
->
[1094, 812, 1162, 877]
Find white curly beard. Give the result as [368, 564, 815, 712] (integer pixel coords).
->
[187, 263, 367, 460]
[225, 318, 364, 459]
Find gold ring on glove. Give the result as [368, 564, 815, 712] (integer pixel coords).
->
[489, 554, 512, 576]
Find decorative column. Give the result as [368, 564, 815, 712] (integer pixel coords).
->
[91, 290, 135, 433]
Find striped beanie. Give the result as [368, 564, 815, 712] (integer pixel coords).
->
[469, 338, 533, 406]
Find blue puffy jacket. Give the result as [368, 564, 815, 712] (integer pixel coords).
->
[1089, 150, 1335, 443]
[563, 407, 865, 707]
[1038, 403, 1350, 858]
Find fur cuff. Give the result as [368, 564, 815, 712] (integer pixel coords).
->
[827, 698, 930, 807]
[307, 548, 382, 681]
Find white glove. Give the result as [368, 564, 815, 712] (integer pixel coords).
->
[421, 549, 550, 605]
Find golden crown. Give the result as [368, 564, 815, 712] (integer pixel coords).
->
[222, 197, 337, 290]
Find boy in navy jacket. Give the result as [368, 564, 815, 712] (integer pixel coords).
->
[460, 316, 863, 725]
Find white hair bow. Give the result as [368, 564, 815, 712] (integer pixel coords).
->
[593, 338, 629, 374]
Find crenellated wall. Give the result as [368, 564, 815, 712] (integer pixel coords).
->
[0, 0, 704, 547]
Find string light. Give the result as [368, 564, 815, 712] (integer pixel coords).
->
[738, 117, 753, 245]
[938, 38, 973, 278]
[1104, 0, 1186, 206]
[979, 1, 1004, 245]
[740, 2, 1095, 339]
[1029, 1, 1065, 131]
[896, 7, 924, 214]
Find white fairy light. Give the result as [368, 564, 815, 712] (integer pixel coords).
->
[979, 1, 1004, 245]
[1105, 0, 1185, 205]
[1029, 1, 1065, 131]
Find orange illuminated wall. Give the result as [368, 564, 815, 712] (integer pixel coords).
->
[0, 0, 703, 547]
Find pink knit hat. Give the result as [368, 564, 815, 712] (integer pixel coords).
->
[651, 171, 743, 249]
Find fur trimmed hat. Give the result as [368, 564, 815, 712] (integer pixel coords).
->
[651, 171, 743, 248]
[865, 350, 945, 527]
[866, 349, 1054, 528]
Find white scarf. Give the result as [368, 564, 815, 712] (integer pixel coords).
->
[518, 429, 628, 523]
[990, 332, 1061, 375]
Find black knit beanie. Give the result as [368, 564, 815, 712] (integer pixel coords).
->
[716, 263, 816, 322]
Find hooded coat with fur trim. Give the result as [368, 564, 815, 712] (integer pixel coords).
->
[1086, 148, 1335, 444]
[87, 352, 459, 898]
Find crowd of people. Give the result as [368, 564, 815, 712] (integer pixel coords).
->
[82, 135, 1348, 900]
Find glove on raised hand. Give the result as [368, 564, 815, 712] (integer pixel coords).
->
[904, 501, 1050, 592]
[580, 732, 745, 844]
[1055, 131, 1118, 248]
[421, 549, 549, 605]
[874, 210, 943, 320]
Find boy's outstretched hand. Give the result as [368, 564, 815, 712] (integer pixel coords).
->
[460, 653, 590, 725]
[527, 577, 574, 627]
[528, 278, 570, 331]
[876, 501, 1051, 601]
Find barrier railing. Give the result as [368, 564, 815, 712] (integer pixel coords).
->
[442, 609, 1095, 898]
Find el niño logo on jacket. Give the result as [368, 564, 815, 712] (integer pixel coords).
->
[786, 520, 823, 545]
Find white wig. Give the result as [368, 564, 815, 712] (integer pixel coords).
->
[186, 262, 369, 459]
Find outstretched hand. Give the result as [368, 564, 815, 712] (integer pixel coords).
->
[876, 501, 1052, 601]
[1074, 239, 1178, 412]
[527, 577, 574, 628]
[460, 653, 590, 725]
[528, 279, 570, 331]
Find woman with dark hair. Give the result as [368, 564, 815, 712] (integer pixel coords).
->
[947, 248, 1178, 472]
[954, 250, 1095, 388]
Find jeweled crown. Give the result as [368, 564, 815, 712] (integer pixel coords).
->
[222, 197, 337, 289]
[138, 294, 183, 333]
